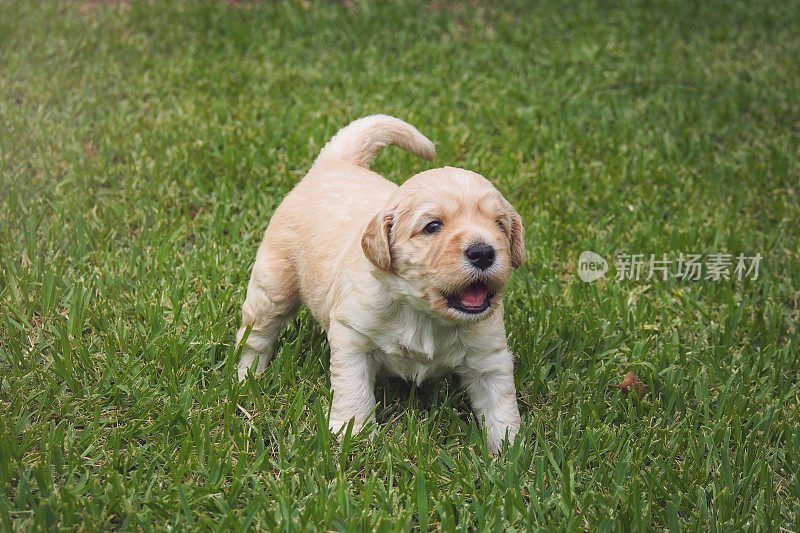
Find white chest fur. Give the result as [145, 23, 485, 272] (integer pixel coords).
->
[365, 304, 469, 383]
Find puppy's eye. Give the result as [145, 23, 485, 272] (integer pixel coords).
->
[496, 218, 506, 231]
[422, 221, 443, 235]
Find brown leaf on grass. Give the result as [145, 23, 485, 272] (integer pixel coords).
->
[83, 140, 97, 159]
[608, 372, 648, 399]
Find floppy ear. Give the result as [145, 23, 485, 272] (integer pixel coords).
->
[361, 211, 393, 271]
[507, 204, 525, 269]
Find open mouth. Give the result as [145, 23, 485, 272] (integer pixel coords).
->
[445, 282, 493, 314]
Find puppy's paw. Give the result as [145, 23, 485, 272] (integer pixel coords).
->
[329, 413, 377, 440]
[236, 363, 249, 383]
[486, 419, 520, 454]
[329, 416, 363, 437]
[236, 347, 267, 382]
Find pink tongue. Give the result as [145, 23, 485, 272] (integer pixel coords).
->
[460, 284, 488, 307]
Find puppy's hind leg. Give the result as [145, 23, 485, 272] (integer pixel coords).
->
[236, 250, 299, 382]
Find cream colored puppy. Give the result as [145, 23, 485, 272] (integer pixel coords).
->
[237, 115, 524, 453]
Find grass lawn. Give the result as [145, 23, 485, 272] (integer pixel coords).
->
[2, 0, 799, 530]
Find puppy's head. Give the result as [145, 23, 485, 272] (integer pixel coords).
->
[362, 167, 524, 322]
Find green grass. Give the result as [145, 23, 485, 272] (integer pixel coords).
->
[1, 0, 799, 530]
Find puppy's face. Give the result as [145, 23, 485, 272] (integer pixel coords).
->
[362, 167, 524, 322]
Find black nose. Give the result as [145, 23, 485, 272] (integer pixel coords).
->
[465, 243, 495, 270]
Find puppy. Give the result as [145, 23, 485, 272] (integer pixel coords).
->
[236, 115, 524, 453]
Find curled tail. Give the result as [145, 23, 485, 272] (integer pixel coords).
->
[314, 114, 435, 169]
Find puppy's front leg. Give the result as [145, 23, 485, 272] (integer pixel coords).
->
[458, 350, 521, 454]
[327, 321, 377, 436]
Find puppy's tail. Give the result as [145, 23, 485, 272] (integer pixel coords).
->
[314, 114, 435, 169]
